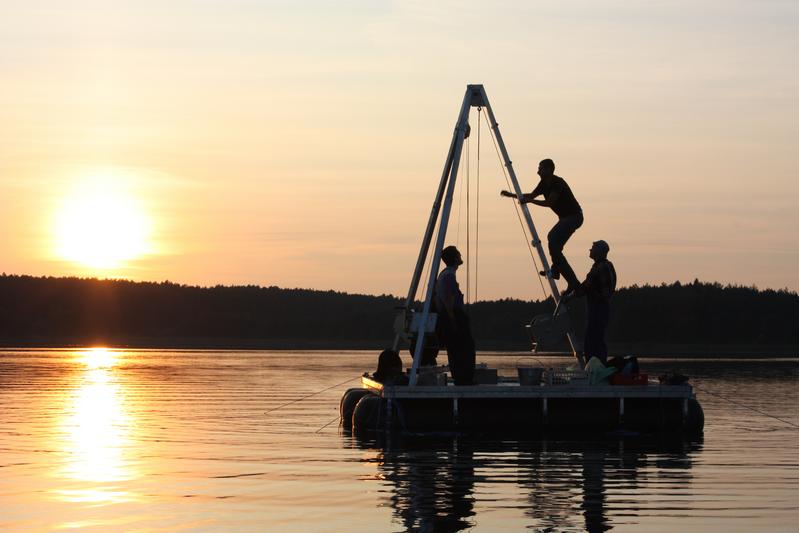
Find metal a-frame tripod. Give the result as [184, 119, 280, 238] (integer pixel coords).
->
[394, 84, 582, 386]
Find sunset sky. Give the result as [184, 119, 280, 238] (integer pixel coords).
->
[2, 1, 797, 301]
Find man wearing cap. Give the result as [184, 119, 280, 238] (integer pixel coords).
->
[501, 158, 583, 295]
[434, 245, 475, 385]
[569, 240, 617, 363]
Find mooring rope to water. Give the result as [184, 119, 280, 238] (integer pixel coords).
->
[265, 375, 361, 415]
[315, 415, 341, 433]
[694, 384, 799, 429]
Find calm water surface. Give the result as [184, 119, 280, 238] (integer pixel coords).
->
[0, 350, 797, 532]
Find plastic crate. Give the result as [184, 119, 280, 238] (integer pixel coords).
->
[543, 368, 588, 385]
[610, 373, 648, 386]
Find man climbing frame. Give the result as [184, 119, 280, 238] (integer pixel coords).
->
[501, 158, 583, 295]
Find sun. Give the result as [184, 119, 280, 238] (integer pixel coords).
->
[54, 173, 152, 270]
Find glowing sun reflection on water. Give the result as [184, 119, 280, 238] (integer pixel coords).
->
[57, 348, 138, 504]
[83, 346, 118, 368]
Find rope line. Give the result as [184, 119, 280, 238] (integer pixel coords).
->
[264, 376, 360, 414]
[475, 108, 481, 303]
[315, 414, 342, 433]
[482, 108, 548, 300]
[466, 120, 471, 304]
[455, 136, 465, 247]
[694, 384, 799, 429]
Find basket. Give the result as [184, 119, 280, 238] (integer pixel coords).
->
[543, 368, 588, 385]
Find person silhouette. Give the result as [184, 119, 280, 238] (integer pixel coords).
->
[434, 246, 476, 386]
[502, 158, 583, 294]
[566, 240, 617, 364]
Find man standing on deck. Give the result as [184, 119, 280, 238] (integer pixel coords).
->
[434, 246, 475, 386]
[501, 159, 583, 295]
[567, 240, 617, 364]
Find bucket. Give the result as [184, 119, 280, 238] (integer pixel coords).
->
[517, 367, 544, 386]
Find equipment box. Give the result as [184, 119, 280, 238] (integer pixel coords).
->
[610, 374, 648, 386]
[473, 368, 498, 385]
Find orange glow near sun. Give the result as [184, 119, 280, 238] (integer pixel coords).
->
[54, 172, 152, 270]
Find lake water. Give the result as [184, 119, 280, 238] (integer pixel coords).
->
[0, 349, 797, 532]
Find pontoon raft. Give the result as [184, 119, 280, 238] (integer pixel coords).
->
[344, 84, 703, 436]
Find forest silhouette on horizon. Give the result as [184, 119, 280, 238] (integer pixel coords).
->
[1, 274, 797, 355]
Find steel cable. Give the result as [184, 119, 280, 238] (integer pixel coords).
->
[481, 108, 549, 300]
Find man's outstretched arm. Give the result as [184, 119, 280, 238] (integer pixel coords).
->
[500, 190, 551, 206]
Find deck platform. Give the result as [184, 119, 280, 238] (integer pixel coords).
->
[352, 376, 703, 433]
[361, 376, 696, 400]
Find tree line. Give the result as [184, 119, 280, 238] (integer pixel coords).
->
[0, 274, 797, 353]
